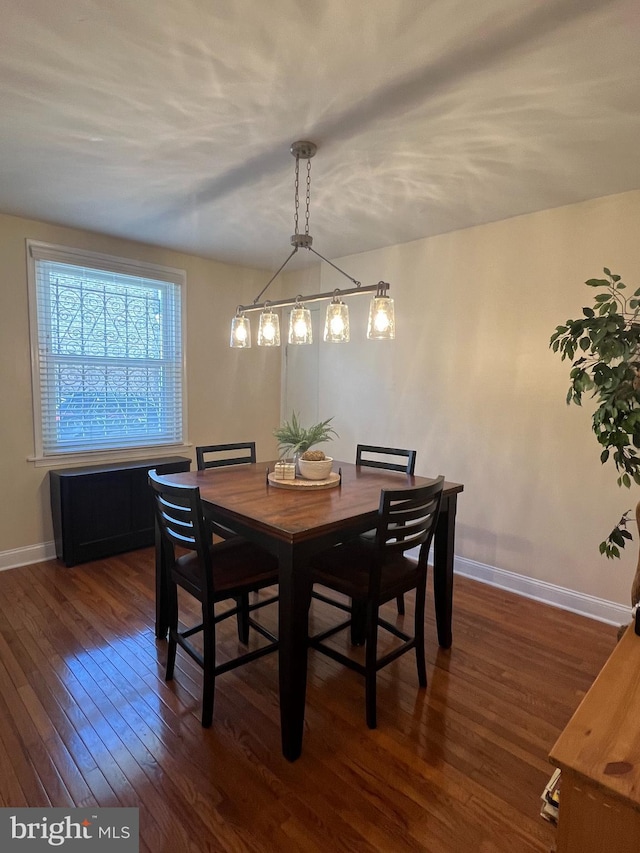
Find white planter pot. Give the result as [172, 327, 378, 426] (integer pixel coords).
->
[297, 457, 333, 480]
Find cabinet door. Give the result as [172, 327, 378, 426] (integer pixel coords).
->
[69, 471, 135, 560]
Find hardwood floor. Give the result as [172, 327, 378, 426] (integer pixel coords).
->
[0, 549, 616, 852]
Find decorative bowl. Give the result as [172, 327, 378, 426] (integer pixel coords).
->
[297, 456, 333, 480]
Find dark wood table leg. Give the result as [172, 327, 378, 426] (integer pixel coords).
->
[433, 493, 459, 649]
[277, 544, 311, 762]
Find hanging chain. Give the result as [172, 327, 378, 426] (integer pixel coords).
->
[293, 151, 312, 236]
[293, 153, 300, 234]
[305, 157, 311, 236]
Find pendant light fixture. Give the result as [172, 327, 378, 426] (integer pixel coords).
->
[324, 291, 350, 343]
[257, 302, 281, 346]
[230, 309, 251, 348]
[288, 297, 313, 345]
[230, 141, 395, 347]
[367, 282, 395, 340]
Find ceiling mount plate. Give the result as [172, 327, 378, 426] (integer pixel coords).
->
[290, 140, 317, 159]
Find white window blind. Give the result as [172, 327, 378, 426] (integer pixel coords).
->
[28, 242, 185, 457]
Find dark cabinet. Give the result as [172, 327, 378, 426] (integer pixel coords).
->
[50, 456, 191, 566]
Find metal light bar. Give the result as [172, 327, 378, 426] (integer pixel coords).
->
[238, 282, 389, 314]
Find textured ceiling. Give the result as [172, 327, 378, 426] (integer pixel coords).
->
[1, 0, 640, 271]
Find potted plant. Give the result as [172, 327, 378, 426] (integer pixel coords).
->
[273, 411, 338, 479]
[550, 268, 640, 606]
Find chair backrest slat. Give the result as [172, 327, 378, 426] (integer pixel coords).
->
[196, 442, 256, 471]
[157, 494, 197, 547]
[356, 444, 417, 475]
[376, 477, 444, 558]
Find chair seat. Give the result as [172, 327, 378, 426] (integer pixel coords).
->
[310, 541, 422, 604]
[175, 538, 278, 598]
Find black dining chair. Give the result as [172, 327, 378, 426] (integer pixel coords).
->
[308, 476, 444, 729]
[149, 469, 279, 727]
[196, 442, 259, 635]
[355, 444, 417, 475]
[311, 444, 419, 621]
[357, 445, 417, 615]
[196, 441, 257, 472]
[195, 442, 257, 541]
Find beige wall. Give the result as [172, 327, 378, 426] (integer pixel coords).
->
[283, 190, 640, 606]
[0, 212, 282, 554]
[4, 191, 640, 607]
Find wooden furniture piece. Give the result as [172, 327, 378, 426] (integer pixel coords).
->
[549, 625, 640, 853]
[308, 477, 444, 728]
[50, 455, 191, 566]
[149, 470, 278, 727]
[154, 460, 463, 761]
[355, 443, 418, 614]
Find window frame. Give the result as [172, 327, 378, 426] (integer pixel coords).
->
[26, 240, 189, 466]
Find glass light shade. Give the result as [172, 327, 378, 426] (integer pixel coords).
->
[230, 314, 251, 348]
[257, 309, 281, 346]
[367, 296, 395, 340]
[288, 306, 313, 345]
[324, 300, 350, 343]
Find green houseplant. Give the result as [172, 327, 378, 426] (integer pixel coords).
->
[550, 268, 640, 561]
[273, 411, 338, 460]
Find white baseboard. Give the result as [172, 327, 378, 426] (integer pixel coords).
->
[454, 555, 630, 627]
[0, 541, 57, 571]
[0, 542, 630, 625]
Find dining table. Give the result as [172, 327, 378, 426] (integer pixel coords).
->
[154, 460, 464, 761]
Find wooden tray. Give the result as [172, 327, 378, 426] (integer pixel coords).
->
[268, 471, 340, 490]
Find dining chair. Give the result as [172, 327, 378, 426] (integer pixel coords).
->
[355, 444, 417, 475]
[195, 442, 256, 542]
[311, 444, 419, 620]
[149, 469, 279, 727]
[196, 441, 257, 471]
[308, 476, 444, 729]
[356, 444, 417, 614]
[195, 442, 259, 630]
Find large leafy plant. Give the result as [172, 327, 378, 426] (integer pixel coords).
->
[273, 411, 338, 458]
[550, 268, 640, 558]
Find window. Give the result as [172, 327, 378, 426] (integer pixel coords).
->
[28, 241, 186, 459]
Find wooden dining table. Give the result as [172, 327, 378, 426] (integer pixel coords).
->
[154, 460, 464, 761]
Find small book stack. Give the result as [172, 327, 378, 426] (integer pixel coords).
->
[540, 768, 561, 825]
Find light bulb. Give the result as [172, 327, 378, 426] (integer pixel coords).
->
[330, 315, 344, 335]
[374, 310, 389, 333]
[263, 321, 275, 341]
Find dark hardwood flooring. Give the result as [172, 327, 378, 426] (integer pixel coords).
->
[0, 548, 616, 852]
